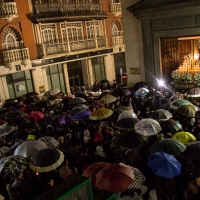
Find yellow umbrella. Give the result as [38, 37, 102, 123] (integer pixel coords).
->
[100, 94, 116, 104]
[118, 106, 133, 111]
[176, 104, 199, 117]
[89, 108, 113, 120]
[172, 132, 196, 145]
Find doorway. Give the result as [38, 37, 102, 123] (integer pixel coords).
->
[69, 76, 80, 88]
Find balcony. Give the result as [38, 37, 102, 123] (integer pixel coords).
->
[112, 36, 124, 46]
[2, 48, 31, 69]
[0, 2, 18, 22]
[110, 3, 121, 16]
[37, 38, 107, 58]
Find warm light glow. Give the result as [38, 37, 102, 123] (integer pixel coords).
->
[194, 54, 199, 60]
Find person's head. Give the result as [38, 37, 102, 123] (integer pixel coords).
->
[47, 178, 54, 187]
[195, 174, 200, 186]
[14, 170, 23, 179]
[59, 166, 72, 180]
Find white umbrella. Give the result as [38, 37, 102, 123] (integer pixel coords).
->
[43, 88, 61, 97]
[118, 110, 137, 121]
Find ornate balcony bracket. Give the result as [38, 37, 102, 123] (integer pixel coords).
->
[0, 2, 18, 22]
[110, 3, 121, 17]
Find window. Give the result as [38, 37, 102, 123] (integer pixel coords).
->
[112, 21, 122, 36]
[6, 71, 34, 98]
[46, 64, 66, 94]
[85, 21, 102, 39]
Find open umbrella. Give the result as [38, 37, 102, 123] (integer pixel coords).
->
[69, 97, 86, 105]
[29, 149, 64, 173]
[134, 118, 162, 136]
[0, 126, 14, 138]
[8, 116, 31, 126]
[23, 97, 40, 105]
[98, 91, 110, 100]
[172, 132, 196, 145]
[89, 108, 113, 120]
[14, 140, 47, 159]
[149, 138, 186, 155]
[135, 88, 149, 97]
[118, 106, 133, 111]
[159, 119, 182, 134]
[185, 88, 200, 97]
[38, 116, 54, 126]
[58, 114, 72, 125]
[115, 130, 146, 148]
[43, 88, 61, 97]
[100, 80, 109, 84]
[133, 82, 149, 91]
[28, 111, 45, 121]
[38, 137, 59, 149]
[183, 141, 200, 160]
[177, 104, 199, 117]
[95, 163, 135, 192]
[100, 94, 116, 104]
[111, 88, 132, 97]
[89, 100, 105, 110]
[72, 104, 88, 111]
[148, 152, 181, 179]
[72, 111, 91, 120]
[0, 155, 28, 174]
[4, 111, 26, 120]
[151, 109, 173, 120]
[170, 99, 192, 110]
[0, 120, 8, 129]
[0, 147, 10, 158]
[115, 118, 140, 129]
[117, 110, 137, 121]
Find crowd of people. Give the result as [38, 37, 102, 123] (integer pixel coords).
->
[0, 81, 200, 200]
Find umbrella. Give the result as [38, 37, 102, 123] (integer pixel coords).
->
[38, 116, 54, 126]
[133, 81, 149, 91]
[14, 140, 47, 159]
[148, 152, 181, 179]
[118, 106, 133, 111]
[185, 88, 200, 97]
[111, 88, 132, 97]
[4, 111, 26, 120]
[37, 100, 52, 109]
[38, 136, 59, 149]
[117, 110, 137, 121]
[95, 163, 135, 192]
[100, 94, 116, 104]
[177, 104, 199, 117]
[149, 138, 186, 155]
[0, 120, 8, 129]
[82, 162, 111, 189]
[135, 88, 149, 97]
[3, 100, 18, 109]
[0, 147, 10, 158]
[89, 100, 105, 110]
[159, 119, 182, 134]
[151, 109, 173, 120]
[72, 104, 88, 111]
[0, 155, 28, 174]
[58, 114, 72, 125]
[115, 130, 146, 148]
[158, 98, 171, 109]
[43, 88, 61, 97]
[183, 141, 200, 160]
[69, 97, 86, 105]
[170, 99, 192, 110]
[108, 108, 124, 122]
[128, 166, 146, 189]
[29, 149, 64, 173]
[47, 95, 58, 101]
[172, 132, 196, 145]
[8, 116, 31, 126]
[89, 108, 113, 120]
[23, 97, 40, 105]
[72, 111, 91, 120]
[100, 79, 109, 84]
[115, 118, 140, 129]
[0, 126, 14, 138]
[98, 91, 110, 100]
[28, 111, 45, 121]
[25, 92, 39, 98]
[134, 118, 162, 136]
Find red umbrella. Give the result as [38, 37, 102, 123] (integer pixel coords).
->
[28, 111, 45, 121]
[0, 120, 8, 129]
[95, 163, 135, 192]
[82, 162, 110, 189]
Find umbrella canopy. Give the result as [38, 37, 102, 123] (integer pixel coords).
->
[38, 137, 59, 149]
[170, 99, 192, 110]
[117, 110, 137, 121]
[89, 108, 113, 120]
[151, 109, 173, 120]
[8, 116, 31, 126]
[149, 138, 186, 155]
[177, 104, 199, 117]
[115, 118, 140, 129]
[148, 152, 181, 179]
[115, 130, 146, 148]
[0, 155, 28, 174]
[58, 114, 72, 125]
[72, 104, 88, 111]
[25, 92, 39, 98]
[118, 106, 133, 111]
[158, 98, 171, 109]
[172, 132, 196, 145]
[0, 120, 8, 129]
[14, 140, 47, 159]
[89, 100, 105, 110]
[134, 118, 162, 136]
[69, 97, 86, 105]
[0, 147, 10, 158]
[183, 141, 200, 160]
[95, 163, 135, 192]
[43, 88, 61, 97]
[72, 111, 91, 120]
[135, 88, 149, 97]
[98, 91, 110, 100]
[4, 111, 26, 120]
[108, 108, 124, 122]
[185, 88, 200, 97]
[38, 116, 54, 126]
[23, 97, 40, 105]
[0, 126, 14, 138]
[100, 94, 116, 104]
[133, 82, 149, 91]
[100, 79, 109, 84]
[159, 119, 182, 134]
[111, 88, 132, 97]
[29, 149, 64, 173]
[28, 111, 45, 121]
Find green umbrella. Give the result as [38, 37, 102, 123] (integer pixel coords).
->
[149, 138, 186, 155]
[176, 104, 199, 117]
[170, 99, 192, 110]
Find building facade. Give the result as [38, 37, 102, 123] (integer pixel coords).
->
[0, 0, 125, 101]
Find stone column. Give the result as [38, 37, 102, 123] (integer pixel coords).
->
[63, 63, 71, 94]
[104, 54, 116, 81]
[81, 59, 90, 90]
[0, 76, 9, 101]
[87, 59, 95, 87]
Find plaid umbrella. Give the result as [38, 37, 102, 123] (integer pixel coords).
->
[151, 109, 173, 120]
[100, 94, 116, 104]
[177, 104, 199, 117]
[28, 111, 45, 121]
[185, 88, 200, 97]
[72, 111, 91, 120]
[69, 97, 86, 105]
[170, 99, 192, 110]
[38, 137, 59, 149]
[0, 147, 10, 158]
[183, 141, 200, 160]
[89, 108, 113, 120]
[115, 118, 140, 129]
[0, 120, 8, 129]
[0, 155, 28, 174]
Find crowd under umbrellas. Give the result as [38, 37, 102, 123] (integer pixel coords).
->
[1, 84, 200, 199]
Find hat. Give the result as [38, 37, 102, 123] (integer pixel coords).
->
[94, 146, 105, 157]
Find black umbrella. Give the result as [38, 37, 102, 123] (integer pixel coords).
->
[133, 82, 149, 91]
[100, 80, 109, 84]
[115, 130, 146, 148]
[26, 103, 40, 112]
[47, 95, 58, 101]
[158, 98, 171, 109]
[3, 101, 18, 109]
[108, 108, 123, 122]
[37, 100, 52, 109]
[159, 119, 182, 134]
[23, 97, 40, 105]
[25, 92, 39, 98]
[8, 116, 31, 126]
[38, 116, 54, 126]
[115, 118, 140, 129]
[4, 111, 26, 120]
[0, 126, 14, 138]
[111, 88, 132, 97]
